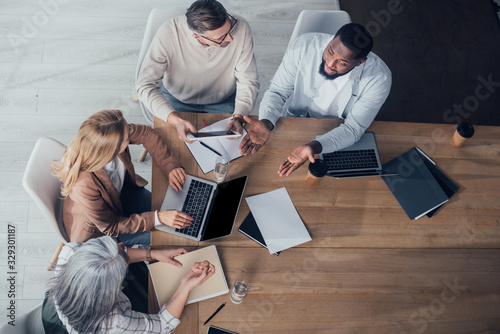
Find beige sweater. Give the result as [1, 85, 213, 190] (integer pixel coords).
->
[136, 15, 260, 121]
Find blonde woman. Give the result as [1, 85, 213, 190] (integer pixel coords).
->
[52, 110, 193, 246]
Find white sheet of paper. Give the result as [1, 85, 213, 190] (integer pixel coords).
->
[245, 188, 312, 254]
[185, 117, 246, 173]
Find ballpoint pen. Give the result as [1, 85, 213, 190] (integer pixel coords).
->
[203, 118, 208, 127]
[204, 302, 226, 325]
[200, 141, 222, 156]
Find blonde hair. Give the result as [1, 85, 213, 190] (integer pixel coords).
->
[52, 110, 126, 197]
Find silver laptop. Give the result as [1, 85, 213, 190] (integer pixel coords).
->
[158, 175, 247, 241]
[320, 133, 396, 179]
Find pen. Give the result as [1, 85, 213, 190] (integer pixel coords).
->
[204, 302, 226, 325]
[200, 141, 222, 156]
[203, 118, 208, 127]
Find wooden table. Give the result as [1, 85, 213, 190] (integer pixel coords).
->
[149, 113, 500, 333]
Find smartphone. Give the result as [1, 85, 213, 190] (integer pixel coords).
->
[187, 130, 241, 141]
[207, 325, 238, 334]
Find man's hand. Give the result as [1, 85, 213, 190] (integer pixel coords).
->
[151, 248, 188, 268]
[239, 116, 271, 156]
[278, 145, 315, 177]
[181, 260, 215, 291]
[168, 167, 186, 191]
[225, 115, 244, 140]
[167, 112, 198, 143]
[158, 210, 193, 229]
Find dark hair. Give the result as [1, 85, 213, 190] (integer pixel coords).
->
[186, 0, 227, 34]
[334, 23, 373, 59]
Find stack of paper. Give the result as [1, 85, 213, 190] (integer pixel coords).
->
[185, 117, 247, 173]
[245, 188, 312, 254]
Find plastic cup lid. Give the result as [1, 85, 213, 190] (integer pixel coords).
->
[308, 159, 327, 177]
[457, 122, 474, 138]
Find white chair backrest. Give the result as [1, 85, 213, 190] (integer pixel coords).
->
[288, 10, 352, 48]
[136, 7, 187, 124]
[0, 304, 44, 334]
[23, 137, 69, 243]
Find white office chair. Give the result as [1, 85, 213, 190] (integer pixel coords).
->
[23, 137, 69, 270]
[0, 304, 44, 334]
[135, 6, 187, 161]
[288, 10, 352, 47]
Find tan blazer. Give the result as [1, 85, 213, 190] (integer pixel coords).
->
[62, 124, 182, 242]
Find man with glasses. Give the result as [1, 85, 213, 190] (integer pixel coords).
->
[137, 0, 259, 142]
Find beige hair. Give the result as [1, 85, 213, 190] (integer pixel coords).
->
[52, 110, 125, 197]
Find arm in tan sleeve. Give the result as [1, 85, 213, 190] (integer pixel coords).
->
[233, 19, 260, 116]
[129, 123, 182, 177]
[71, 184, 155, 237]
[136, 23, 176, 122]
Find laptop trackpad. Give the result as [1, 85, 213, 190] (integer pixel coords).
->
[160, 183, 190, 211]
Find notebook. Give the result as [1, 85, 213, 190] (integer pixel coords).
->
[319, 132, 397, 179]
[185, 117, 247, 173]
[238, 212, 280, 256]
[381, 147, 457, 220]
[207, 326, 238, 334]
[414, 148, 459, 218]
[149, 245, 228, 306]
[158, 175, 247, 241]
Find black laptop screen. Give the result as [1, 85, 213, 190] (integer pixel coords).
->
[201, 175, 247, 241]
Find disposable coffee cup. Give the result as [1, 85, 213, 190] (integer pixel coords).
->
[451, 122, 474, 148]
[305, 159, 327, 186]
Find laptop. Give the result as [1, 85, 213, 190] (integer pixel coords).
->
[319, 133, 397, 179]
[158, 175, 247, 241]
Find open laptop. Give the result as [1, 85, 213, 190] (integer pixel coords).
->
[157, 175, 247, 241]
[319, 133, 397, 179]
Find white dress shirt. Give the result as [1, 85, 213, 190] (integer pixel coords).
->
[259, 33, 392, 153]
[104, 156, 162, 226]
[103, 156, 126, 196]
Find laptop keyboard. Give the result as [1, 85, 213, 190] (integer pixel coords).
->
[323, 149, 379, 171]
[175, 179, 214, 237]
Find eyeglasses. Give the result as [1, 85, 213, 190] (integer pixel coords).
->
[199, 14, 237, 45]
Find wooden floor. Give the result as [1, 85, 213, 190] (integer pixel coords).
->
[1, 0, 499, 332]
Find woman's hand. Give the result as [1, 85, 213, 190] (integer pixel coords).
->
[169, 167, 186, 192]
[151, 248, 188, 268]
[181, 260, 215, 291]
[158, 210, 193, 229]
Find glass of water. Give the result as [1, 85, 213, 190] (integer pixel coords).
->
[230, 278, 249, 304]
[213, 155, 229, 183]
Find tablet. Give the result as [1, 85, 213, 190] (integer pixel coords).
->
[187, 130, 240, 141]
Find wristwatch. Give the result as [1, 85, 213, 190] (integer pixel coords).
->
[231, 114, 246, 128]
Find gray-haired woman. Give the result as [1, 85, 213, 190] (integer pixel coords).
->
[42, 236, 214, 333]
